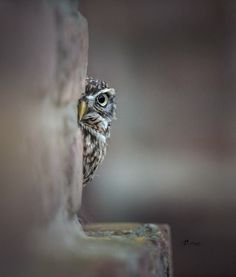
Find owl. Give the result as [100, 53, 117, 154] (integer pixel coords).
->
[78, 76, 116, 185]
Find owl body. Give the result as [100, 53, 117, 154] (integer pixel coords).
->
[78, 77, 116, 185]
[82, 128, 106, 184]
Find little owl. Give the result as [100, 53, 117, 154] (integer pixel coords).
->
[78, 76, 116, 185]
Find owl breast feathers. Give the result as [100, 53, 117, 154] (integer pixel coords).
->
[78, 77, 116, 185]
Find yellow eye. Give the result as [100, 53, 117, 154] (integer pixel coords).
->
[96, 93, 109, 107]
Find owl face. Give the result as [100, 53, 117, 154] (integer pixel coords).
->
[78, 77, 116, 141]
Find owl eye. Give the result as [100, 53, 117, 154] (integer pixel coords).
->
[96, 93, 109, 107]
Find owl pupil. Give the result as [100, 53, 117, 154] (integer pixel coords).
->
[98, 95, 105, 103]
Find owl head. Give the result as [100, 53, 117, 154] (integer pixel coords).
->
[78, 77, 116, 141]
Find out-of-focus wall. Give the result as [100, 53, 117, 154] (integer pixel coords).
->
[0, 1, 87, 276]
[80, 1, 236, 276]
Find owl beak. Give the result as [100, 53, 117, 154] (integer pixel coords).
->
[78, 100, 87, 121]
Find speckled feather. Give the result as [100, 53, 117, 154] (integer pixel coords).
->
[78, 77, 116, 185]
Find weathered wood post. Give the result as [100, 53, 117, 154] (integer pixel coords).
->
[0, 1, 87, 275]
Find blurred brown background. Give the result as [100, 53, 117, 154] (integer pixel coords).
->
[80, 1, 236, 276]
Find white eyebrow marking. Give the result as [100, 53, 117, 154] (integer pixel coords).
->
[86, 95, 94, 100]
[92, 88, 115, 98]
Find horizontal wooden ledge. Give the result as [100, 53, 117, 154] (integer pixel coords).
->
[83, 223, 173, 277]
